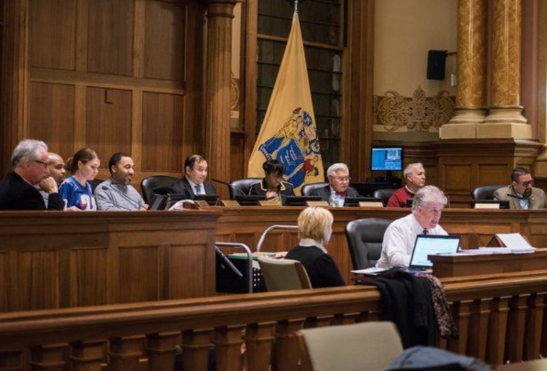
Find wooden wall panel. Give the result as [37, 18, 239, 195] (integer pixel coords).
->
[69, 248, 108, 307]
[167, 244, 208, 299]
[118, 246, 159, 303]
[144, 0, 185, 82]
[87, 0, 134, 76]
[18, 251, 59, 311]
[29, 82, 75, 158]
[141, 92, 183, 172]
[30, 0, 76, 70]
[443, 164, 473, 192]
[477, 165, 509, 186]
[0, 252, 5, 312]
[86, 87, 132, 162]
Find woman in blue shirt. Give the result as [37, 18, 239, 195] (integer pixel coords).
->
[59, 148, 100, 211]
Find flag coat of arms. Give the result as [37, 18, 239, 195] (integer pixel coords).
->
[248, 11, 324, 194]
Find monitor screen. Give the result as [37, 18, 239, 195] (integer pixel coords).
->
[371, 147, 403, 171]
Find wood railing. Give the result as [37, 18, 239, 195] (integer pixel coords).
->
[0, 271, 546, 371]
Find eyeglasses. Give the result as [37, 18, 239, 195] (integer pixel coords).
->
[517, 181, 534, 187]
[33, 160, 49, 169]
[332, 176, 351, 182]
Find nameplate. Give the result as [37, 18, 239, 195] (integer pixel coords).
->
[474, 203, 500, 209]
[359, 201, 384, 208]
[220, 200, 239, 207]
[195, 200, 211, 208]
[306, 201, 329, 207]
[259, 200, 282, 207]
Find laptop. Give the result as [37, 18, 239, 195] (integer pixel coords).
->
[408, 234, 461, 272]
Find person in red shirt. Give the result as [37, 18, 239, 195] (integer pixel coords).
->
[387, 162, 426, 207]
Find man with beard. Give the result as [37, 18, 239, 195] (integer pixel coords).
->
[39, 152, 67, 207]
[494, 167, 547, 209]
[376, 186, 448, 269]
[95, 152, 147, 211]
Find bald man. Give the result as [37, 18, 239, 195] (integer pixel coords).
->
[39, 152, 66, 207]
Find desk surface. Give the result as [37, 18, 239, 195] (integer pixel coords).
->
[494, 359, 547, 370]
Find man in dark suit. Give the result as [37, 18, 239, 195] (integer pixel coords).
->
[309, 163, 359, 206]
[168, 154, 217, 198]
[494, 167, 547, 209]
[0, 139, 64, 210]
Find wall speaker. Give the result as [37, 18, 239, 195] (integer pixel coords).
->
[427, 50, 447, 80]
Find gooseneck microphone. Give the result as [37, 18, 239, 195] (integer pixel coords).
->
[506, 193, 524, 200]
[101, 185, 142, 210]
[211, 178, 248, 196]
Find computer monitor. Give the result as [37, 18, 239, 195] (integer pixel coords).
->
[235, 195, 266, 206]
[282, 196, 323, 206]
[194, 194, 220, 206]
[344, 197, 382, 207]
[371, 146, 403, 172]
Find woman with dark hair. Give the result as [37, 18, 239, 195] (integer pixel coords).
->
[249, 159, 295, 200]
[59, 148, 100, 210]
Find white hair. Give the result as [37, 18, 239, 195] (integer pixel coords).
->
[412, 185, 447, 211]
[403, 162, 424, 178]
[327, 163, 349, 177]
[11, 139, 48, 168]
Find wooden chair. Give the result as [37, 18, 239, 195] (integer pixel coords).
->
[296, 321, 403, 371]
[257, 257, 312, 291]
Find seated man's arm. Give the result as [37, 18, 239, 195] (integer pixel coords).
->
[95, 187, 118, 211]
[493, 188, 504, 201]
[381, 224, 412, 268]
[386, 192, 402, 208]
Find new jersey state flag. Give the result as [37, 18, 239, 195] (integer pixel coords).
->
[248, 12, 324, 194]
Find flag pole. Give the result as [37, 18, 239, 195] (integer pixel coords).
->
[294, 0, 298, 14]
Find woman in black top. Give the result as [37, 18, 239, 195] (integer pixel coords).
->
[249, 159, 295, 201]
[285, 207, 345, 288]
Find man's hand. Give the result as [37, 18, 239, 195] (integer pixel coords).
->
[39, 177, 59, 194]
[140, 204, 149, 211]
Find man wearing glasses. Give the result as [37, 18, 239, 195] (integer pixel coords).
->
[0, 139, 64, 210]
[494, 167, 547, 209]
[309, 163, 359, 206]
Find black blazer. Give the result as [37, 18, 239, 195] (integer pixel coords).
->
[285, 245, 345, 288]
[0, 172, 64, 210]
[309, 185, 360, 201]
[249, 179, 295, 198]
[168, 176, 217, 198]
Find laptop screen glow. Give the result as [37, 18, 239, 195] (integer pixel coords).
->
[409, 235, 461, 269]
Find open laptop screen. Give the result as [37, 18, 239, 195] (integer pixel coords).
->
[409, 235, 461, 270]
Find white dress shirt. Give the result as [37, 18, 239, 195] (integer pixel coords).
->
[376, 213, 447, 269]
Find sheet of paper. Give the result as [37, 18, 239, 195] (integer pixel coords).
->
[351, 267, 386, 276]
[495, 233, 535, 249]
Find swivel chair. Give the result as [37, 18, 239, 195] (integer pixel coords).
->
[228, 178, 262, 199]
[296, 321, 403, 371]
[471, 184, 506, 200]
[301, 182, 328, 197]
[140, 175, 180, 204]
[373, 188, 397, 207]
[345, 218, 391, 269]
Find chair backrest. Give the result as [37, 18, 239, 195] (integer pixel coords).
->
[301, 182, 328, 196]
[373, 188, 397, 207]
[229, 178, 262, 199]
[140, 175, 180, 204]
[89, 179, 104, 193]
[471, 184, 506, 200]
[297, 322, 403, 371]
[257, 257, 312, 291]
[345, 218, 391, 269]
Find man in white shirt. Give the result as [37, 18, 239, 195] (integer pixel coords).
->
[376, 185, 448, 269]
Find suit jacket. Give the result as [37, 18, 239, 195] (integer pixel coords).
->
[249, 179, 295, 198]
[168, 176, 217, 199]
[285, 245, 345, 288]
[0, 172, 64, 210]
[309, 185, 360, 201]
[493, 185, 547, 210]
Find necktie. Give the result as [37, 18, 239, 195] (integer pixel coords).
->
[195, 184, 202, 195]
[422, 229, 428, 235]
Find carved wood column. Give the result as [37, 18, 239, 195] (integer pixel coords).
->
[440, 0, 487, 139]
[204, 0, 237, 198]
[478, 0, 531, 138]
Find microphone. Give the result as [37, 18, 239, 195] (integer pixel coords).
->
[507, 194, 524, 200]
[211, 178, 248, 196]
[100, 185, 142, 210]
